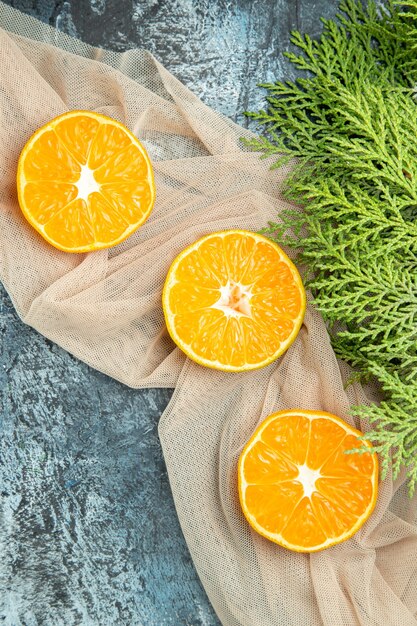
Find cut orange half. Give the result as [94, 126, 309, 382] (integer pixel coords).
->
[162, 230, 306, 372]
[238, 410, 378, 552]
[17, 110, 155, 253]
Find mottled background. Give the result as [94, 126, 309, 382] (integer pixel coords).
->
[0, 1, 338, 625]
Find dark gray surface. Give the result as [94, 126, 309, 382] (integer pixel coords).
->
[0, 1, 338, 625]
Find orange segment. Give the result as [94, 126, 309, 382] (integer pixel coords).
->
[245, 482, 304, 535]
[261, 414, 310, 466]
[23, 182, 78, 225]
[217, 317, 246, 368]
[238, 410, 378, 552]
[94, 144, 148, 184]
[197, 236, 230, 281]
[251, 285, 302, 318]
[168, 283, 220, 315]
[17, 110, 155, 253]
[252, 261, 298, 292]
[251, 312, 294, 342]
[101, 182, 153, 223]
[240, 318, 270, 365]
[162, 231, 306, 372]
[174, 309, 224, 345]
[223, 231, 256, 282]
[22, 129, 80, 182]
[281, 497, 327, 548]
[243, 440, 298, 484]
[175, 249, 221, 289]
[316, 477, 374, 517]
[43, 199, 94, 249]
[242, 240, 284, 283]
[307, 417, 347, 470]
[55, 114, 100, 164]
[321, 435, 376, 477]
[311, 492, 358, 538]
[88, 123, 132, 169]
[88, 192, 129, 245]
[191, 317, 228, 362]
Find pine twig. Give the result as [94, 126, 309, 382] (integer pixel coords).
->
[246, 0, 417, 493]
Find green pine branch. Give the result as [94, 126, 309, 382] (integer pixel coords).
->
[247, 0, 417, 493]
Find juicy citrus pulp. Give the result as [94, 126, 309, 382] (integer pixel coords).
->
[17, 110, 155, 253]
[238, 410, 378, 552]
[162, 230, 306, 371]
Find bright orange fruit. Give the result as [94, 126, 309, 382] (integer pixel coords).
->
[162, 230, 306, 371]
[17, 110, 155, 253]
[238, 410, 378, 552]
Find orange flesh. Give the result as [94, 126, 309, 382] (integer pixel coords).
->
[17, 111, 155, 252]
[238, 410, 378, 552]
[163, 231, 306, 371]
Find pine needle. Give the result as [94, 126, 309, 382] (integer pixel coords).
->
[246, 0, 417, 493]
